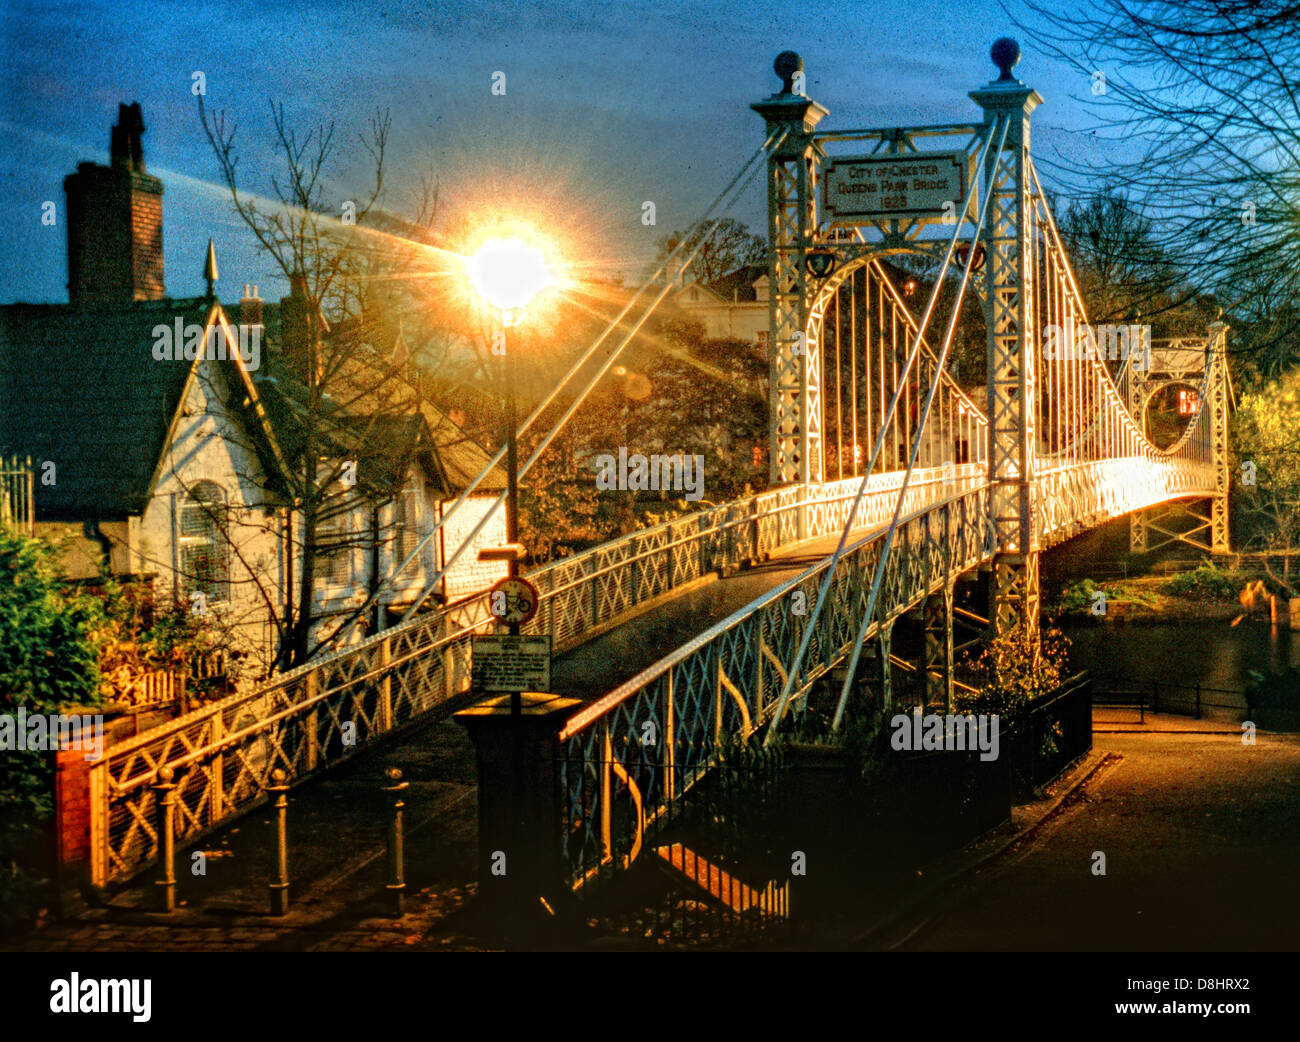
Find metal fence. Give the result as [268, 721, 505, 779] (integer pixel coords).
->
[1092, 676, 1249, 721]
[571, 744, 792, 946]
[87, 465, 980, 887]
[1014, 672, 1093, 795]
[1, 454, 34, 534]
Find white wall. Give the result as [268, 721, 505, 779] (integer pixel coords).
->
[139, 358, 286, 675]
[438, 494, 508, 603]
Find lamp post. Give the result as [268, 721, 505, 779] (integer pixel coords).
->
[466, 238, 557, 621]
[465, 237, 557, 934]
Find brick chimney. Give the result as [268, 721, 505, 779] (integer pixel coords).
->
[64, 102, 165, 305]
[279, 273, 327, 380]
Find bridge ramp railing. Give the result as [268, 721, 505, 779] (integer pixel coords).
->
[87, 465, 975, 887]
[553, 486, 990, 891]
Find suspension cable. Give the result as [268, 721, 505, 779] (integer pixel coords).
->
[313, 127, 791, 653]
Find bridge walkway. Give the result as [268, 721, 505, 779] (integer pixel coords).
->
[61, 527, 907, 933]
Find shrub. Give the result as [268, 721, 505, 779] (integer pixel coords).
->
[1161, 562, 1239, 600]
[1057, 579, 1099, 614]
[0, 525, 104, 933]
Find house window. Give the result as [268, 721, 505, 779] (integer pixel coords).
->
[314, 501, 352, 586]
[393, 481, 421, 575]
[179, 481, 230, 604]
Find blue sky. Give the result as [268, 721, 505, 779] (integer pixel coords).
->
[0, 0, 1108, 304]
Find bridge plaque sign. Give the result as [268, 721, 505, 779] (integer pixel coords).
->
[472, 634, 552, 693]
[824, 151, 969, 223]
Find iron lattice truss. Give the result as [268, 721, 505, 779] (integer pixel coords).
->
[90, 470, 973, 887]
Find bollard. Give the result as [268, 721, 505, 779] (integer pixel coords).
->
[267, 768, 290, 916]
[383, 767, 409, 917]
[153, 766, 178, 913]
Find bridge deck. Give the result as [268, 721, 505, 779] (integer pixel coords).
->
[552, 532, 855, 700]
[86, 529, 885, 920]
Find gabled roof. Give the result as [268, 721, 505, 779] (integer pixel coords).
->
[705, 263, 768, 303]
[253, 338, 507, 496]
[675, 279, 729, 305]
[0, 298, 229, 520]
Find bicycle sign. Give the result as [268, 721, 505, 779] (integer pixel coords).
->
[487, 576, 538, 626]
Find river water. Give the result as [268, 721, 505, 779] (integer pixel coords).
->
[1063, 618, 1300, 694]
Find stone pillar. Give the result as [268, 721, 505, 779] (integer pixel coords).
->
[455, 692, 582, 929]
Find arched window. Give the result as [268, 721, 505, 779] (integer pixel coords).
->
[179, 481, 230, 604]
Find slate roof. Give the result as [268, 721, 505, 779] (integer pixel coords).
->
[251, 333, 507, 496]
[0, 298, 217, 520]
[705, 263, 768, 303]
[0, 294, 508, 522]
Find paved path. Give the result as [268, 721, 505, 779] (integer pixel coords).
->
[877, 725, 1300, 951]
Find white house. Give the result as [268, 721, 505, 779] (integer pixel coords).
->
[0, 104, 508, 681]
[670, 264, 770, 347]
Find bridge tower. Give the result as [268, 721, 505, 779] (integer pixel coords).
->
[1127, 323, 1231, 555]
[971, 40, 1044, 650]
[752, 52, 828, 497]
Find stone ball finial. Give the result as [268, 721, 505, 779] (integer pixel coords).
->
[774, 51, 803, 94]
[991, 37, 1021, 81]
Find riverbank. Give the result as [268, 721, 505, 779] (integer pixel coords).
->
[1051, 572, 1288, 625]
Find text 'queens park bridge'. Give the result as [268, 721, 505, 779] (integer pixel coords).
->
[89, 41, 1228, 898]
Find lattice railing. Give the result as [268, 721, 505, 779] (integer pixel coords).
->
[553, 486, 991, 889]
[88, 464, 968, 886]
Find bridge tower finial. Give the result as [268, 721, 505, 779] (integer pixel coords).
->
[773, 51, 804, 95]
[990, 37, 1021, 83]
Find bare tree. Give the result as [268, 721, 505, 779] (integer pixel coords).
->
[1016, 0, 1300, 381]
[199, 97, 432, 669]
[652, 218, 767, 287]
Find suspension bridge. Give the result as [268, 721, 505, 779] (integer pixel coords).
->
[81, 40, 1229, 911]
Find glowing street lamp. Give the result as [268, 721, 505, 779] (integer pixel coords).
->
[463, 235, 557, 618]
[464, 236, 560, 890]
[466, 237, 555, 321]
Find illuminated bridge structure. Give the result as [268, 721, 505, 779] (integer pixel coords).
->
[86, 42, 1229, 900]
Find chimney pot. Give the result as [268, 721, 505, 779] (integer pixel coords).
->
[239, 283, 264, 327]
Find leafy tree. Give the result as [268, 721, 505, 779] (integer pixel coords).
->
[652, 218, 766, 287]
[1232, 367, 1300, 592]
[955, 623, 1073, 731]
[0, 525, 102, 932]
